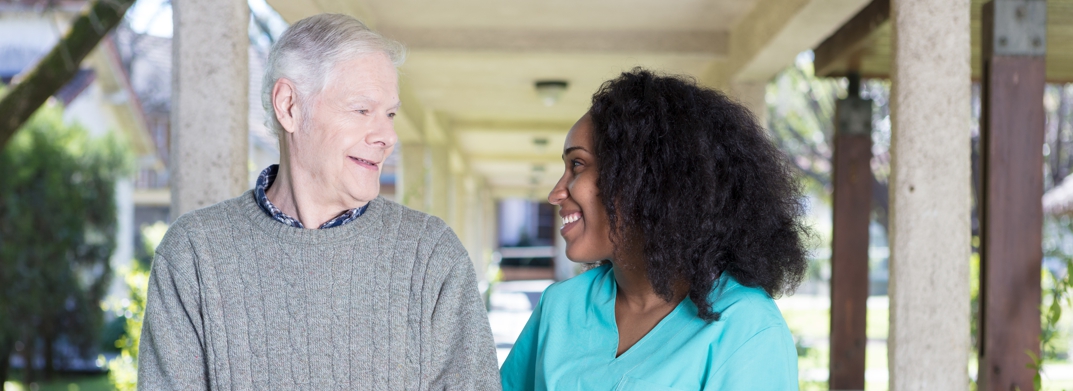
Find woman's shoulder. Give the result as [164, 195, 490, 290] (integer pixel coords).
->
[703, 273, 791, 336]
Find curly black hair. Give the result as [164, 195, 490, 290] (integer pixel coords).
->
[588, 68, 810, 321]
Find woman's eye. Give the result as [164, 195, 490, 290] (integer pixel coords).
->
[570, 160, 583, 170]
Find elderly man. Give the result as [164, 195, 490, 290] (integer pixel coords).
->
[138, 14, 500, 390]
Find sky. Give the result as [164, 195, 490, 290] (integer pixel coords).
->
[125, 0, 171, 37]
[125, 0, 285, 39]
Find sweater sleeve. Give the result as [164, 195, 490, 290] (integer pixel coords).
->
[425, 251, 501, 390]
[138, 250, 210, 390]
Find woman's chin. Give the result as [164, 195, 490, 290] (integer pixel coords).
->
[564, 247, 603, 264]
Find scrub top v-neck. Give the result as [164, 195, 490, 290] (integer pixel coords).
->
[500, 264, 798, 391]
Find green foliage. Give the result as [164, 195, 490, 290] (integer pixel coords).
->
[2, 372, 114, 391]
[1034, 215, 1073, 390]
[106, 222, 167, 391]
[767, 54, 842, 197]
[970, 249, 980, 353]
[0, 101, 132, 380]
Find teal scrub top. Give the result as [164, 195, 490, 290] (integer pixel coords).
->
[500, 264, 798, 391]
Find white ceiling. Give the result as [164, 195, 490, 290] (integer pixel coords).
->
[267, 0, 869, 199]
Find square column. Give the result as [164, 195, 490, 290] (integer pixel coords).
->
[978, 1, 1046, 390]
[170, 0, 249, 217]
[398, 142, 427, 212]
[829, 74, 872, 391]
[730, 81, 768, 129]
[888, 0, 972, 389]
[427, 145, 450, 219]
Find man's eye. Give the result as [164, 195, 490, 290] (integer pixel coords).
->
[387, 112, 396, 118]
[357, 109, 369, 115]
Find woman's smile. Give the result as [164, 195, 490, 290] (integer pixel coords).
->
[560, 211, 583, 235]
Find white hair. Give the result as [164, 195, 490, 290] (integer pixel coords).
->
[262, 14, 406, 136]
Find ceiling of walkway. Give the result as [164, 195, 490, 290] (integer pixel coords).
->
[816, 0, 1073, 81]
[267, 0, 870, 198]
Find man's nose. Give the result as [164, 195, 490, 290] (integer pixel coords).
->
[368, 115, 398, 148]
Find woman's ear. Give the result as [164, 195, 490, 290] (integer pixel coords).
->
[272, 78, 301, 135]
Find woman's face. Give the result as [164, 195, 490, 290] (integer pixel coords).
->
[548, 114, 615, 263]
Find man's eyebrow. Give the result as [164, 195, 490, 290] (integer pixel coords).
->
[348, 95, 401, 110]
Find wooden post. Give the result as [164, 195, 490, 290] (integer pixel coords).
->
[979, 1, 1046, 390]
[829, 73, 873, 391]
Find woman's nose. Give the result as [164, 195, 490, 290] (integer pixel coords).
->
[548, 178, 568, 205]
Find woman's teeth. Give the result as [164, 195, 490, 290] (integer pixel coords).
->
[563, 213, 581, 225]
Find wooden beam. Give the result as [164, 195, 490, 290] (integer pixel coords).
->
[978, 1, 1046, 390]
[813, 0, 890, 78]
[701, 0, 811, 87]
[829, 77, 872, 391]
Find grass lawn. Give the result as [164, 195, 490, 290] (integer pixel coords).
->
[781, 294, 1073, 390]
[3, 373, 113, 391]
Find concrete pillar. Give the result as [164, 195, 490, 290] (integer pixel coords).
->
[447, 173, 464, 237]
[887, 1, 971, 390]
[427, 145, 450, 220]
[108, 179, 134, 299]
[170, 0, 248, 218]
[483, 188, 498, 273]
[461, 175, 483, 276]
[398, 143, 427, 211]
[730, 81, 768, 129]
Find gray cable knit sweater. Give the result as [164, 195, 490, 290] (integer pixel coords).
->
[137, 191, 501, 390]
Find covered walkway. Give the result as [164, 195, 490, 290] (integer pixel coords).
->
[164, 0, 1071, 389]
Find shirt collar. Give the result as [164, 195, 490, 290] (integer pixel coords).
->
[253, 164, 368, 229]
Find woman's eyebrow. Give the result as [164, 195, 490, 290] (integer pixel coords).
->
[563, 146, 587, 157]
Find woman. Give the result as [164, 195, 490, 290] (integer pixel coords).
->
[500, 69, 809, 391]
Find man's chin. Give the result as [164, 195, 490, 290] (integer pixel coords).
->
[345, 182, 380, 205]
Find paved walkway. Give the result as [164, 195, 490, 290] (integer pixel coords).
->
[487, 279, 554, 366]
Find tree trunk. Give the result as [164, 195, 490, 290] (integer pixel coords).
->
[871, 175, 890, 238]
[0, 0, 137, 149]
[0, 337, 11, 386]
[1052, 89, 1068, 187]
[22, 339, 36, 384]
[42, 335, 54, 381]
[1059, 88, 1071, 183]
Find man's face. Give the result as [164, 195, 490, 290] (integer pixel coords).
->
[291, 52, 400, 206]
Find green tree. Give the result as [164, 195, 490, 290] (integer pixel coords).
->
[0, 101, 132, 384]
[0, 0, 137, 149]
[107, 222, 166, 391]
[766, 53, 892, 232]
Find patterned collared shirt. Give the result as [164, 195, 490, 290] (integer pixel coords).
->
[253, 164, 368, 229]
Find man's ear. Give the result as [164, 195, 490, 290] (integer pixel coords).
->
[272, 78, 301, 134]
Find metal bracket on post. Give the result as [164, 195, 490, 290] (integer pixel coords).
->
[836, 73, 873, 136]
[993, 0, 1046, 57]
